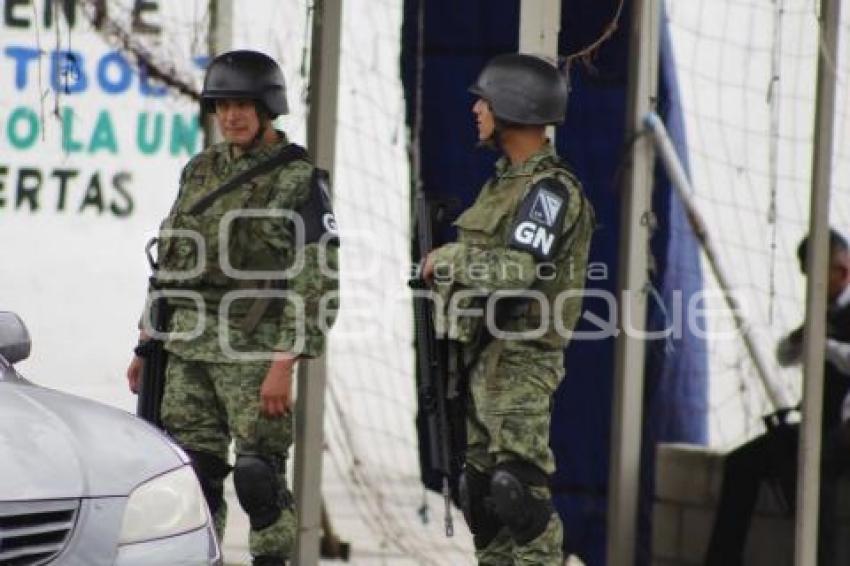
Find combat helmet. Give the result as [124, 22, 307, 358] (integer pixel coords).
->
[469, 53, 568, 126]
[201, 50, 288, 117]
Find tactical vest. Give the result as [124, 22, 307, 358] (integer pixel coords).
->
[452, 154, 594, 350]
[156, 148, 308, 305]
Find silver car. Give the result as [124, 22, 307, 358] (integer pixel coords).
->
[0, 311, 222, 566]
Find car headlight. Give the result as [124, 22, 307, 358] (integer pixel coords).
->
[118, 465, 208, 545]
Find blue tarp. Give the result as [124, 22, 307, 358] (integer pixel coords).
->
[401, 2, 708, 563]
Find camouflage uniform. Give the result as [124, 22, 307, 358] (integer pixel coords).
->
[153, 131, 338, 559]
[431, 143, 593, 565]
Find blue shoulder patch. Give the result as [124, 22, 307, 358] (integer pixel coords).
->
[508, 178, 569, 262]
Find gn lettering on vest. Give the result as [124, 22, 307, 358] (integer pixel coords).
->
[514, 221, 555, 256]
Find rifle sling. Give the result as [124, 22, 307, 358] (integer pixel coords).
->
[188, 143, 309, 215]
[239, 281, 282, 335]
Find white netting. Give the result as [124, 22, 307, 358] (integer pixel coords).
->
[323, 0, 474, 562]
[665, 0, 850, 447]
[229, 1, 475, 563]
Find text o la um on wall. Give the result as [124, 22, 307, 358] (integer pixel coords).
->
[5, 105, 200, 156]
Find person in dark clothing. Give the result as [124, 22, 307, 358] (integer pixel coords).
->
[704, 229, 850, 566]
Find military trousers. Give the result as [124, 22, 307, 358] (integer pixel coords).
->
[161, 354, 295, 560]
[465, 342, 564, 566]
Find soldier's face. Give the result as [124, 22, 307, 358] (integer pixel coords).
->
[473, 98, 495, 141]
[215, 98, 262, 146]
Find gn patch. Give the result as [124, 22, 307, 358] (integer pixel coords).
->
[508, 177, 569, 262]
[298, 168, 339, 246]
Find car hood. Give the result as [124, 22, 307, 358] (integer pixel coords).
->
[0, 381, 185, 500]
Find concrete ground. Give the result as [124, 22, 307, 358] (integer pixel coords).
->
[220, 472, 586, 566]
[220, 473, 586, 565]
[221, 476, 395, 566]
[219, 443, 473, 566]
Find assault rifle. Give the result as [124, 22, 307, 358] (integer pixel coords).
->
[410, 193, 466, 537]
[135, 238, 170, 429]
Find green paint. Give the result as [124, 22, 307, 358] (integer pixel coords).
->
[170, 114, 199, 156]
[7, 106, 39, 149]
[61, 107, 83, 153]
[137, 112, 163, 155]
[88, 110, 118, 154]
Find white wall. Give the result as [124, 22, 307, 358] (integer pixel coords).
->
[1, 1, 203, 408]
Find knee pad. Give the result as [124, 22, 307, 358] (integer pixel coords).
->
[185, 450, 231, 516]
[490, 462, 554, 545]
[234, 454, 283, 531]
[459, 466, 502, 549]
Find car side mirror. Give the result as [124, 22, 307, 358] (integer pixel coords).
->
[0, 311, 32, 364]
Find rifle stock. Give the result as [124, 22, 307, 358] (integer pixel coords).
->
[136, 238, 170, 429]
[136, 288, 170, 429]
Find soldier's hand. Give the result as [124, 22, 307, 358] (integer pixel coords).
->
[127, 356, 143, 394]
[260, 354, 296, 417]
[423, 251, 436, 284]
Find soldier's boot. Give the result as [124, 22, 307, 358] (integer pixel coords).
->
[252, 556, 285, 566]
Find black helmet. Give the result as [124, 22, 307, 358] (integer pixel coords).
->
[201, 50, 288, 117]
[469, 53, 568, 126]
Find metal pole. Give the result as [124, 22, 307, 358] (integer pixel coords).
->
[293, 0, 342, 564]
[305, 0, 343, 169]
[607, 1, 660, 564]
[794, 0, 842, 564]
[644, 112, 793, 412]
[210, 0, 233, 68]
[519, 1, 560, 57]
[519, 0, 561, 139]
[204, 0, 232, 147]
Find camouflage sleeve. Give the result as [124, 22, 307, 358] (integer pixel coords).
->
[429, 243, 537, 293]
[263, 163, 339, 357]
[558, 173, 592, 245]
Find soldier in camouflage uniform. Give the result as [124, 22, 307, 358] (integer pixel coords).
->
[424, 54, 594, 565]
[127, 50, 338, 566]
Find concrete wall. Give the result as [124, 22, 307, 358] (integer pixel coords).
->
[652, 443, 850, 566]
